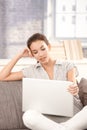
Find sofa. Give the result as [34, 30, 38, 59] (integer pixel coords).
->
[0, 78, 87, 130]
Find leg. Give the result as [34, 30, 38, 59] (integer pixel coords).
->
[22, 110, 66, 130]
[62, 106, 87, 130]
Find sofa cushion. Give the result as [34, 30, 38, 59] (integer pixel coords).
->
[78, 78, 87, 106]
[0, 81, 28, 129]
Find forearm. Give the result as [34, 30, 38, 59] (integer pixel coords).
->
[0, 53, 21, 80]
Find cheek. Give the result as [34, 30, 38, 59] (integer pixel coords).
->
[42, 50, 48, 57]
[33, 54, 39, 59]
[45, 49, 50, 55]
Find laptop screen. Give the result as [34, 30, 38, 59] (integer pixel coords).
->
[22, 78, 74, 117]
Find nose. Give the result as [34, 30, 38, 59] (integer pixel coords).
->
[38, 51, 43, 57]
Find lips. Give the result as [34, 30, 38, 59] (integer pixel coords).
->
[39, 57, 46, 61]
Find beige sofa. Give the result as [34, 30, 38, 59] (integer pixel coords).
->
[0, 79, 87, 130]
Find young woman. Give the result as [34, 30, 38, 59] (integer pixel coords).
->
[0, 33, 83, 129]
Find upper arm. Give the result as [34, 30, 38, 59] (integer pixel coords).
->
[1, 71, 23, 81]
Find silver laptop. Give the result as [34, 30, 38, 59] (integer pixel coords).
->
[22, 78, 74, 117]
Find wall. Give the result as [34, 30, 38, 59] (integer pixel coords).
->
[0, 0, 46, 58]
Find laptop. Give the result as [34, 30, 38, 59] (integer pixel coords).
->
[22, 78, 74, 117]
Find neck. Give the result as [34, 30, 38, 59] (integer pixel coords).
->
[41, 58, 56, 80]
[41, 58, 56, 68]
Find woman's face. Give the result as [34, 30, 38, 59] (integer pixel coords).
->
[30, 40, 51, 64]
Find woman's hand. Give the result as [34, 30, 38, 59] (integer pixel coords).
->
[17, 48, 33, 58]
[68, 83, 79, 96]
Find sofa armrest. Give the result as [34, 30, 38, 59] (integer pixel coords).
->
[0, 80, 27, 129]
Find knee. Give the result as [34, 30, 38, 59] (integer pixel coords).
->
[83, 105, 87, 109]
[22, 110, 40, 129]
[81, 105, 87, 113]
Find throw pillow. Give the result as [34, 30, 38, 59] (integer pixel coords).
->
[78, 78, 87, 106]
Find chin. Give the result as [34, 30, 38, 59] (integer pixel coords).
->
[39, 57, 49, 64]
[41, 60, 49, 64]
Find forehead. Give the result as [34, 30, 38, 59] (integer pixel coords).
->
[30, 40, 48, 50]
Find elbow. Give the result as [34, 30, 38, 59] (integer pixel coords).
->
[0, 74, 7, 81]
[0, 77, 6, 81]
[0, 72, 11, 81]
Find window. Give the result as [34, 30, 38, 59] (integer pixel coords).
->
[55, 0, 87, 39]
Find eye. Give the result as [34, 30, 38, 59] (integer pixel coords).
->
[41, 48, 45, 51]
[32, 51, 38, 54]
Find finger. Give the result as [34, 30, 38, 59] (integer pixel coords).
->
[68, 89, 78, 95]
[68, 87, 79, 92]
